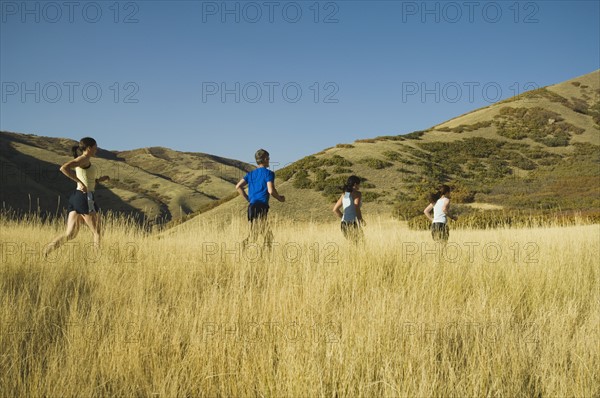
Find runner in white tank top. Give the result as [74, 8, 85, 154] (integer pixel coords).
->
[333, 175, 365, 243]
[424, 185, 456, 242]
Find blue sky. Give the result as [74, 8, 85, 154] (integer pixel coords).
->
[1, 0, 599, 166]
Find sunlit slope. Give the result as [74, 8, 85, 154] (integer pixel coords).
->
[179, 70, 599, 227]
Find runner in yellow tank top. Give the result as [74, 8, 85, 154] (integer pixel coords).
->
[44, 137, 110, 257]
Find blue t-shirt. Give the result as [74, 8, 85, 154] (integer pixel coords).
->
[244, 167, 275, 205]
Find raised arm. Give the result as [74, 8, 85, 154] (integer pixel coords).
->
[267, 181, 285, 202]
[59, 155, 88, 191]
[442, 198, 457, 221]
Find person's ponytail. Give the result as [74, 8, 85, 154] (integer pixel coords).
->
[438, 184, 451, 196]
[71, 145, 80, 158]
[342, 175, 361, 193]
[428, 192, 441, 204]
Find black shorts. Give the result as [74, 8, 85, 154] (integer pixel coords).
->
[67, 190, 98, 215]
[431, 222, 449, 241]
[341, 220, 363, 241]
[247, 203, 269, 223]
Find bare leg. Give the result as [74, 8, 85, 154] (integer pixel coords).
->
[81, 212, 101, 249]
[44, 211, 81, 257]
[243, 217, 272, 254]
[262, 222, 273, 250]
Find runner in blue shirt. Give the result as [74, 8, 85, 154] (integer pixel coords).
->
[235, 149, 285, 247]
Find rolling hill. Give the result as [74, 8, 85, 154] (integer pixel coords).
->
[171, 69, 599, 232]
[0, 131, 253, 226]
[2, 70, 598, 231]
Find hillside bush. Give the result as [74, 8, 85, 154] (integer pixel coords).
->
[322, 155, 353, 167]
[494, 106, 584, 147]
[355, 139, 377, 144]
[450, 121, 492, 133]
[382, 151, 403, 162]
[403, 130, 426, 140]
[292, 170, 312, 189]
[332, 166, 352, 174]
[506, 152, 537, 170]
[362, 191, 382, 202]
[359, 158, 393, 169]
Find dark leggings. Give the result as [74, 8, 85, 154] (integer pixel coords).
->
[341, 221, 363, 242]
[431, 222, 449, 241]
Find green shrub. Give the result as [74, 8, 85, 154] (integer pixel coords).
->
[493, 106, 583, 147]
[570, 97, 589, 115]
[397, 167, 415, 175]
[374, 135, 405, 141]
[536, 157, 561, 166]
[486, 158, 512, 179]
[362, 191, 382, 202]
[506, 152, 537, 170]
[277, 167, 295, 182]
[450, 122, 492, 134]
[540, 135, 569, 147]
[322, 155, 353, 167]
[393, 200, 424, 220]
[404, 174, 423, 183]
[523, 148, 562, 163]
[359, 157, 393, 169]
[451, 183, 476, 203]
[383, 151, 403, 162]
[320, 175, 351, 201]
[292, 170, 312, 189]
[277, 154, 351, 181]
[355, 139, 377, 144]
[311, 169, 330, 191]
[587, 100, 600, 125]
[574, 142, 600, 157]
[332, 166, 352, 174]
[403, 130, 426, 140]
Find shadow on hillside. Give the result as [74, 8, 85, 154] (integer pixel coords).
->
[0, 135, 149, 225]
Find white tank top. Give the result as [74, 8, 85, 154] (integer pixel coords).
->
[75, 163, 97, 192]
[433, 197, 448, 223]
[342, 192, 358, 222]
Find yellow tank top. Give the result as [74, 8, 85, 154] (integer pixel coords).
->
[75, 163, 97, 192]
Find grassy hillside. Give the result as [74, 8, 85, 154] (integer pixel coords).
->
[0, 131, 252, 226]
[3, 70, 598, 229]
[182, 70, 599, 228]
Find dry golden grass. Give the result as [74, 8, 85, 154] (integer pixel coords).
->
[1, 213, 598, 397]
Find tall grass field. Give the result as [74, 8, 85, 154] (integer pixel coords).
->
[1, 212, 598, 397]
